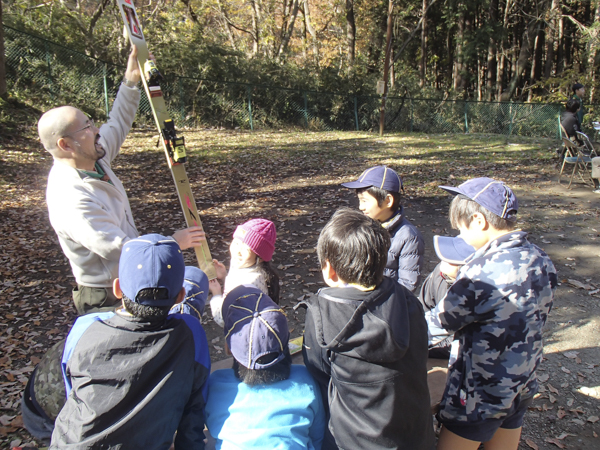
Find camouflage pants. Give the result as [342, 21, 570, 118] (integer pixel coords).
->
[32, 339, 66, 420]
[73, 284, 120, 315]
[22, 340, 66, 442]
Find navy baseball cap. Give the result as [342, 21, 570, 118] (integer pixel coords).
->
[183, 266, 209, 315]
[433, 235, 475, 265]
[224, 285, 289, 370]
[341, 165, 403, 193]
[119, 234, 185, 306]
[440, 177, 518, 221]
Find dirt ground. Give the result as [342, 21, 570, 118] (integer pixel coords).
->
[0, 128, 599, 449]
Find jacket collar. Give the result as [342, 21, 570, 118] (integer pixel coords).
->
[381, 206, 404, 232]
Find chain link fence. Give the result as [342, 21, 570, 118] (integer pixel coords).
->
[4, 25, 572, 138]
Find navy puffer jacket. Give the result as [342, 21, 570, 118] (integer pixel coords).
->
[382, 207, 425, 292]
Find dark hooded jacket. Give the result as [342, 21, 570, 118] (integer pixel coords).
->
[302, 277, 435, 450]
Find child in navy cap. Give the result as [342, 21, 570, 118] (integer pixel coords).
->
[427, 178, 557, 450]
[341, 165, 424, 292]
[50, 234, 211, 449]
[205, 285, 325, 449]
[169, 265, 210, 320]
[419, 235, 474, 359]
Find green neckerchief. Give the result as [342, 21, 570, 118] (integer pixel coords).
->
[81, 162, 113, 185]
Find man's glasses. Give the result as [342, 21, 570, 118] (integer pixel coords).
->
[64, 116, 95, 138]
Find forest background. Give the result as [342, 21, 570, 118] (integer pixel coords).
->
[1, 0, 600, 115]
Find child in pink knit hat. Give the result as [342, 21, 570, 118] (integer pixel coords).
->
[209, 218, 280, 327]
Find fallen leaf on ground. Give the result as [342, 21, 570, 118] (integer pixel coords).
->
[525, 439, 539, 449]
[567, 279, 592, 290]
[545, 437, 566, 448]
[588, 416, 599, 423]
[556, 433, 575, 439]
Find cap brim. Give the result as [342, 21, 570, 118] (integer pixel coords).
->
[433, 235, 475, 265]
[341, 180, 371, 189]
[439, 185, 464, 196]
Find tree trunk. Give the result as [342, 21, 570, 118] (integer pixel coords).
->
[452, 9, 466, 91]
[0, 0, 6, 100]
[419, 0, 427, 87]
[589, 1, 600, 102]
[496, 0, 512, 100]
[302, 0, 319, 62]
[504, 19, 539, 100]
[527, 26, 542, 101]
[250, 0, 261, 55]
[366, 2, 388, 73]
[278, 0, 300, 58]
[345, 0, 356, 69]
[544, 0, 560, 78]
[556, 13, 564, 74]
[486, 0, 498, 100]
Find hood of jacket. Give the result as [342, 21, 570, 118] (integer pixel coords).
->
[305, 277, 411, 364]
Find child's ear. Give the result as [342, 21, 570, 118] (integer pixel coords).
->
[472, 212, 489, 231]
[321, 260, 339, 286]
[385, 194, 394, 208]
[113, 278, 123, 299]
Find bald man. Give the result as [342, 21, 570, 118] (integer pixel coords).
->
[39, 47, 206, 315]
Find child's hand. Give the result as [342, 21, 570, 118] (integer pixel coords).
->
[209, 279, 222, 296]
[212, 259, 227, 280]
[440, 261, 460, 280]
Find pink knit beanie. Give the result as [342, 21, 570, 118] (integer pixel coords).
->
[233, 219, 276, 262]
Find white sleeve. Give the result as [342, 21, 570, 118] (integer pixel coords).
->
[210, 294, 225, 328]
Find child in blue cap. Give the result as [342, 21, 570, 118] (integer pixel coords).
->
[341, 165, 425, 292]
[427, 178, 557, 450]
[50, 234, 211, 449]
[205, 285, 325, 449]
[169, 265, 209, 320]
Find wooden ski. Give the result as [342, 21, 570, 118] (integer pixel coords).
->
[117, 0, 216, 280]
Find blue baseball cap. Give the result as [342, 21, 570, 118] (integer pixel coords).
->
[119, 234, 185, 307]
[341, 165, 403, 193]
[433, 235, 475, 265]
[440, 177, 518, 221]
[183, 266, 209, 315]
[224, 285, 289, 370]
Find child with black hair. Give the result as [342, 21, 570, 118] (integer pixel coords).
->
[426, 178, 557, 450]
[302, 208, 435, 450]
[50, 234, 211, 449]
[205, 285, 325, 449]
[209, 219, 280, 327]
[341, 165, 425, 292]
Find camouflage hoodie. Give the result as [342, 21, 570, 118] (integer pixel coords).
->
[427, 230, 557, 424]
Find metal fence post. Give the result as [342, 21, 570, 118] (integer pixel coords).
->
[410, 98, 413, 132]
[303, 91, 309, 128]
[103, 63, 109, 118]
[354, 96, 359, 131]
[509, 101, 513, 136]
[178, 77, 185, 124]
[557, 105, 562, 139]
[44, 41, 54, 100]
[247, 85, 254, 131]
[464, 100, 469, 133]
